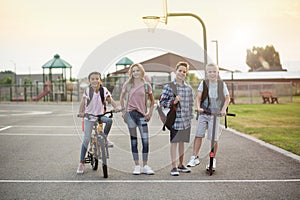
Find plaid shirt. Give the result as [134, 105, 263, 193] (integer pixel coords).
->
[159, 80, 194, 130]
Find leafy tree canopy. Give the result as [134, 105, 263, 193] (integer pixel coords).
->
[0, 70, 15, 74]
[246, 45, 285, 72]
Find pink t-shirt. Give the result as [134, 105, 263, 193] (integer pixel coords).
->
[83, 86, 111, 121]
[122, 81, 152, 116]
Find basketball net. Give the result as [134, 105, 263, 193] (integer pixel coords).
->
[142, 16, 160, 33]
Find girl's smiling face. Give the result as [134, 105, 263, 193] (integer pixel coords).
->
[89, 73, 101, 89]
[132, 66, 142, 79]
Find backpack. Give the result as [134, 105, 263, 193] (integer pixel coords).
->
[86, 85, 106, 111]
[157, 82, 179, 131]
[199, 79, 231, 128]
[200, 80, 225, 112]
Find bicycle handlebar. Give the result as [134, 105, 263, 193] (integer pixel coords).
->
[77, 109, 124, 119]
[195, 110, 236, 117]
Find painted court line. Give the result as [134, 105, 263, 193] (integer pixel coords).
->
[0, 126, 12, 132]
[0, 179, 299, 183]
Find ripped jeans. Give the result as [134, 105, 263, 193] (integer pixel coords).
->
[125, 110, 149, 162]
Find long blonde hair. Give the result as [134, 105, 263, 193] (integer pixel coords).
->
[127, 63, 145, 86]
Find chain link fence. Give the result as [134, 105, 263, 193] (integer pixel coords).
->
[0, 80, 297, 104]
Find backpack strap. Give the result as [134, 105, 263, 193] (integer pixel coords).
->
[169, 82, 177, 97]
[100, 86, 106, 111]
[201, 80, 210, 111]
[86, 86, 94, 107]
[144, 82, 149, 112]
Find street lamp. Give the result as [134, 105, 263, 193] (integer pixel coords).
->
[211, 40, 219, 65]
[142, 0, 208, 70]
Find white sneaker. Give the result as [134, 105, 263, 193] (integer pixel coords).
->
[133, 165, 141, 175]
[187, 156, 200, 167]
[107, 140, 114, 148]
[206, 158, 217, 170]
[142, 165, 154, 175]
[76, 163, 84, 174]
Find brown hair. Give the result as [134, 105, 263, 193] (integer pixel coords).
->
[88, 71, 101, 81]
[176, 61, 189, 71]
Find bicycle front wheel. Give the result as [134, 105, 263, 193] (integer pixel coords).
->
[98, 138, 108, 178]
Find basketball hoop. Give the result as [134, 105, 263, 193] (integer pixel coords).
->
[142, 16, 160, 33]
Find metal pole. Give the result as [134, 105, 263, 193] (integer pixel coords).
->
[167, 12, 208, 70]
[211, 40, 218, 65]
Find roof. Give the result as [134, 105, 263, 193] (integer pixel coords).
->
[42, 54, 72, 69]
[112, 52, 227, 74]
[116, 57, 133, 66]
[220, 71, 300, 81]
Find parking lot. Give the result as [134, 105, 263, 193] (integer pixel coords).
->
[0, 103, 299, 199]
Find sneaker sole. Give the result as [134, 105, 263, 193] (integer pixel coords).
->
[142, 172, 155, 175]
[178, 170, 191, 173]
[170, 173, 179, 176]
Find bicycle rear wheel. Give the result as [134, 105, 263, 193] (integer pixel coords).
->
[99, 138, 108, 178]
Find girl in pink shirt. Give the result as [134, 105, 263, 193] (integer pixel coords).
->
[120, 63, 155, 175]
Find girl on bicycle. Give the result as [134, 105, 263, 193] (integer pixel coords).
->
[119, 63, 155, 175]
[77, 71, 119, 174]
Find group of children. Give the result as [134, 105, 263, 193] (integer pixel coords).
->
[77, 61, 230, 176]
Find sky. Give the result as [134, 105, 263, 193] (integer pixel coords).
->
[1, 0, 299, 77]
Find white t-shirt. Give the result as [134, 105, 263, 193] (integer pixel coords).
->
[83, 87, 111, 121]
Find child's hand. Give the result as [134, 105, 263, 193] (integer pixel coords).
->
[220, 109, 227, 116]
[77, 113, 84, 118]
[174, 95, 180, 104]
[197, 108, 204, 113]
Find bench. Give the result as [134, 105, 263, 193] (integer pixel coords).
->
[259, 91, 279, 104]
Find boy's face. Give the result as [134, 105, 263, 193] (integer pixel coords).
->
[89, 74, 101, 88]
[206, 65, 219, 82]
[175, 65, 188, 81]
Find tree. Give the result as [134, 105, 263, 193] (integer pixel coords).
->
[0, 76, 13, 85]
[246, 45, 285, 72]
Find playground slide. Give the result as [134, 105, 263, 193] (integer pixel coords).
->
[31, 89, 50, 101]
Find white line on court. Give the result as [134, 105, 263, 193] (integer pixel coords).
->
[0, 133, 79, 136]
[0, 179, 299, 183]
[0, 126, 12, 132]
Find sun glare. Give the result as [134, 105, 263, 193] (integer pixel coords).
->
[234, 27, 256, 47]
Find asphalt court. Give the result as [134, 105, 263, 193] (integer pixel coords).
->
[0, 103, 299, 199]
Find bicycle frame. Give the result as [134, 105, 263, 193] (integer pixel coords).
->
[83, 110, 114, 178]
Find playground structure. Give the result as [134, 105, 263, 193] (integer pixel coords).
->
[41, 54, 73, 101]
[3, 54, 76, 102]
[31, 81, 51, 101]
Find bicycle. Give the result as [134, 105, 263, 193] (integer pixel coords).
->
[78, 110, 117, 178]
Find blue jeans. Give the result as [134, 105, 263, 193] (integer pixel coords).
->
[79, 116, 112, 162]
[125, 110, 149, 162]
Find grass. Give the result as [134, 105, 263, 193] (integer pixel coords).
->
[227, 96, 300, 155]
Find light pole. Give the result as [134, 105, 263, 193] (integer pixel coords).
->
[142, 0, 208, 70]
[211, 40, 218, 65]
